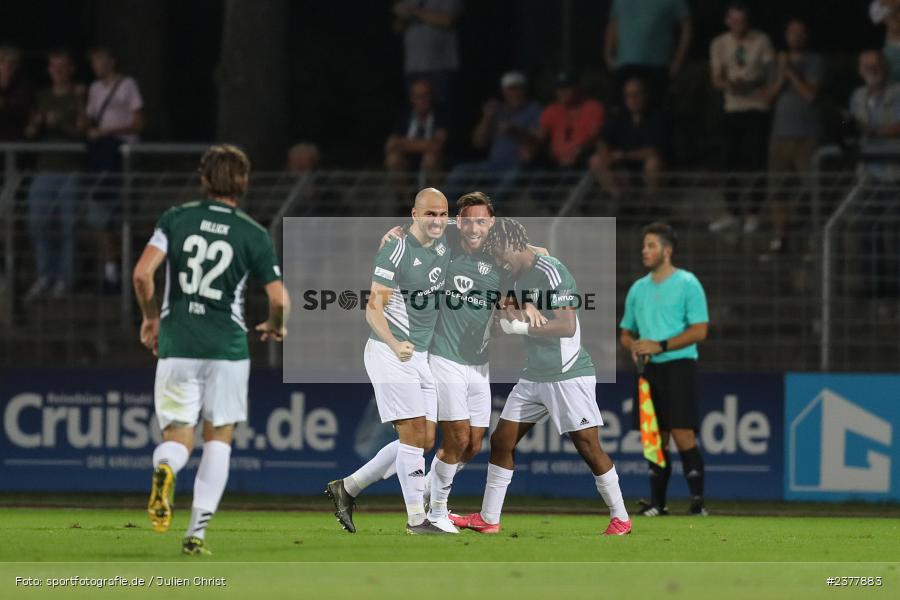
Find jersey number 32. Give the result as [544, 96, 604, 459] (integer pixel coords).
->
[178, 234, 234, 301]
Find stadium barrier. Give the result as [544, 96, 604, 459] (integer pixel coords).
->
[2, 143, 898, 372]
[0, 367, 887, 502]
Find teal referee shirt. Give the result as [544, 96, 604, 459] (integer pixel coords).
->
[619, 269, 709, 364]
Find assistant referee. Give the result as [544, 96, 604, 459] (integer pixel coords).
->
[619, 222, 709, 516]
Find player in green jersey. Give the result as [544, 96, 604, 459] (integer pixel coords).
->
[133, 145, 290, 554]
[424, 192, 546, 525]
[327, 188, 454, 535]
[451, 218, 631, 536]
[328, 192, 546, 533]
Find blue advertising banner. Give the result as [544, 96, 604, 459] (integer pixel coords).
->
[0, 370, 783, 500]
[785, 374, 900, 502]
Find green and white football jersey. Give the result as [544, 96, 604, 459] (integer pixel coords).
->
[148, 200, 282, 360]
[515, 255, 595, 382]
[370, 230, 449, 352]
[430, 250, 506, 366]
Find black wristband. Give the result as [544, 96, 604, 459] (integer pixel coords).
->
[658, 339, 668, 352]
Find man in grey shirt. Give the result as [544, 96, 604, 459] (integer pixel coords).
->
[763, 18, 823, 255]
[393, 0, 462, 109]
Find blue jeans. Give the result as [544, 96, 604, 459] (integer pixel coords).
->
[444, 161, 521, 205]
[27, 172, 79, 285]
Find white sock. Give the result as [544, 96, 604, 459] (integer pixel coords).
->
[427, 457, 458, 520]
[480, 463, 514, 525]
[396, 443, 426, 526]
[344, 440, 399, 497]
[186, 506, 213, 541]
[595, 466, 628, 521]
[186, 441, 231, 540]
[152, 441, 189, 474]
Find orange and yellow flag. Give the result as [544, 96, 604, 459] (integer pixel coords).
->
[638, 375, 666, 467]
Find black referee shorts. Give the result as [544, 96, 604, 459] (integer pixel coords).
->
[632, 359, 699, 432]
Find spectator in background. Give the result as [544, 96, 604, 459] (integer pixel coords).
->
[0, 46, 33, 140]
[762, 19, 823, 257]
[84, 46, 144, 293]
[538, 72, 604, 170]
[604, 0, 691, 108]
[871, 0, 900, 82]
[709, 2, 774, 234]
[590, 78, 667, 202]
[393, 0, 462, 109]
[286, 142, 320, 174]
[385, 79, 448, 178]
[444, 71, 542, 202]
[24, 49, 87, 300]
[849, 49, 900, 299]
[850, 50, 900, 176]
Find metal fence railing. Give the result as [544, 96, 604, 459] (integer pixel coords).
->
[0, 145, 897, 372]
[821, 178, 900, 370]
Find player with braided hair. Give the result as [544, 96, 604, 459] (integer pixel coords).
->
[452, 217, 631, 535]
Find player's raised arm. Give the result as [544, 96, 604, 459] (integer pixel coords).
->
[256, 280, 290, 342]
[132, 244, 166, 355]
[366, 280, 413, 362]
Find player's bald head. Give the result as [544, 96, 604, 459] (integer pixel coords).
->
[410, 187, 449, 240]
[414, 187, 447, 211]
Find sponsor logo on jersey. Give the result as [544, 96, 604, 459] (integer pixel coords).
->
[435, 243, 446, 256]
[428, 267, 442, 284]
[454, 275, 474, 294]
[413, 258, 422, 266]
[374, 267, 395, 281]
[477, 261, 492, 275]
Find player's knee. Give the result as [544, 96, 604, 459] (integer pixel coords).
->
[463, 436, 484, 462]
[445, 426, 469, 453]
[488, 430, 514, 456]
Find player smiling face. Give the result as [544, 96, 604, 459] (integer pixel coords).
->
[485, 217, 532, 276]
[458, 204, 495, 253]
[411, 187, 449, 241]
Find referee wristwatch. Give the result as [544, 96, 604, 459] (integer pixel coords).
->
[658, 339, 668, 353]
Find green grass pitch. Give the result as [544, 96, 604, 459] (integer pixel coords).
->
[1, 503, 898, 599]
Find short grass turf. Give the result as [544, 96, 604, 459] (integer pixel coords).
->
[1, 507, 898, 599]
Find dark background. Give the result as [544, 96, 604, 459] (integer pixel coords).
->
[0, 0, 884, 168]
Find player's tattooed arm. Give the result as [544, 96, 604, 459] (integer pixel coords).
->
[367, 281, 414, 361]
[133, 244, 166, 355]
[256, 281, 290, 342]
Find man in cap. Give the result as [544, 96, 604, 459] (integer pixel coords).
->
[445, 70, 543, 203]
